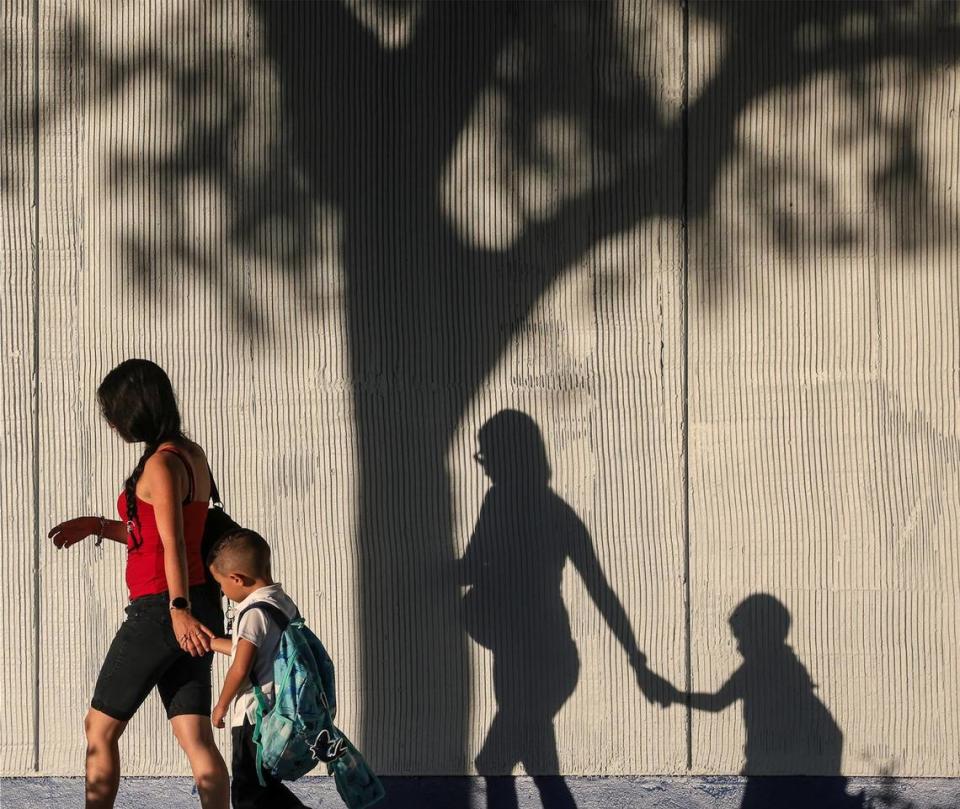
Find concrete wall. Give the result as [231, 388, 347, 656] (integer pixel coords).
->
[1, 0, 957, 781]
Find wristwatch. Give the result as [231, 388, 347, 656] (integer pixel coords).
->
[169, 596, 191, 612]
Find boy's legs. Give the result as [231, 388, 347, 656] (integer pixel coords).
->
[231, 720, 307, 809]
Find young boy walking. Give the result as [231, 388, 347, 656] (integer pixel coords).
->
[208, 528, 308, 809]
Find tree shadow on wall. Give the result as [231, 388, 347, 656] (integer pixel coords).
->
[15, 1, 960, 796]
[453, 410, 663, 809]
[250, 2, 676, 788]
[684, 594, 867, 809]
[223, 7, 960, 790]
[247, 7, 957, 794]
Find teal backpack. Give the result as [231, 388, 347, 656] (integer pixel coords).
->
[239, 602, 385, 809]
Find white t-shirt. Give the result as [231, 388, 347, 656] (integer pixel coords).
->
[229, 583, 300, 728]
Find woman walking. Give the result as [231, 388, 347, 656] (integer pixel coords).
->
[48, 359, 229, 809]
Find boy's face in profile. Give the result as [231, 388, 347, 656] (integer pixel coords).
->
[731, 624, 751, 657]
[210, 565, 248, 603]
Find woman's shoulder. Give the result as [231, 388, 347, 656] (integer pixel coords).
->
[154, 438, 208, 465]
[145, 440, 210, 493]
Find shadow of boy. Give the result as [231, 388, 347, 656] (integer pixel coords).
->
[663, 594, 868, 809]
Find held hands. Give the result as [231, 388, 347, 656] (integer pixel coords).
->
[631, 651, 684, 707]
[48, 517, 102, 549]
[171, 608, 215, 657]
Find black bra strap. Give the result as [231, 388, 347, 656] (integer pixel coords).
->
[159, 447, 195, 504]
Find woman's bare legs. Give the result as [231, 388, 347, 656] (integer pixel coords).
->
[84, 708, 127, 808]
[170, 714, 230, 809]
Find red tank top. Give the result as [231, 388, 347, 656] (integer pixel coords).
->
[120, 446, 209, 600]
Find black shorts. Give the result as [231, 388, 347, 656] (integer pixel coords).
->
[91, 585, 223, 722]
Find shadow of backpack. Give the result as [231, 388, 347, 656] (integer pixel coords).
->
[240, 602, 385, 809]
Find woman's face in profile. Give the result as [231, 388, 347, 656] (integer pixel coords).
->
[475, 440, 503, 483]
[475, 437, 543, 487]
[475, 444, 492, 480]
[103, 415, 132, 443]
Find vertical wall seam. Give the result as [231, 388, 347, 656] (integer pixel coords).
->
[32, 0, 41, 774]
[680, 0, 692, 773]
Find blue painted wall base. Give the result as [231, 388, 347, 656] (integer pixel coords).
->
[2, 775, 958, 808]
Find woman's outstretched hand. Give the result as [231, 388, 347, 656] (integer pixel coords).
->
[171, 609, 215, 657]
[48, 517, 100, 549]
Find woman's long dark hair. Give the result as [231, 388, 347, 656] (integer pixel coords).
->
[97, 359, 186, 548]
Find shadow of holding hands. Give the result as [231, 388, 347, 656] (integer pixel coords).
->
[451, 412, 871, 809]
[453, 410, 670, 809]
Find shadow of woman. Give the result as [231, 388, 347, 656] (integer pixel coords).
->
[684, 594, 868, 809]
[454, 410, 655, 809]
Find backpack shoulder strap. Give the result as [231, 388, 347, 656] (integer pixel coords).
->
[236, 601, 292, 687]
[237, 601, 292, 633]
[237, 600, 293, 789]
[251, 687, 269, 788]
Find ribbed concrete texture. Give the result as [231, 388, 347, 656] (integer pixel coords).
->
[1, 0, 39, 778]
[2, 0, 958, 785]
[686, 1, 960, 778]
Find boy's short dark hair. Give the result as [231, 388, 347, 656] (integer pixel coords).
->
[208, 528, 271, 579]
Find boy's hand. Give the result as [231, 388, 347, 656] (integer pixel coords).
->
[210, 637, 233, 656]
[211, 702, 228, 729]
